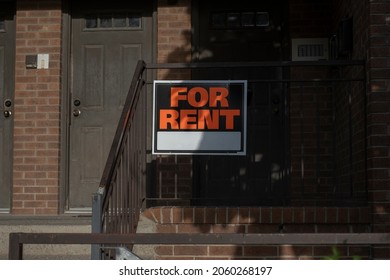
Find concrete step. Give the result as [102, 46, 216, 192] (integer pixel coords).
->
[0, 215, 91, 260]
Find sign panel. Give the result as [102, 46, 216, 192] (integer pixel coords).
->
[152, 80, 247, 155]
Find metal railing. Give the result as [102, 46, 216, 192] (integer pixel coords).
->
[91, 60, 367, 259]
[92, 60, 148, 259]
[9, 232, 390, 260]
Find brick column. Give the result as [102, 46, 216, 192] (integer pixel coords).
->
[366, 0, 390, 259]
[12, 0, 62, 215]
[157, 0, 191, 78]
[154, 0, 192, 203]
[367, 0, 390, 233]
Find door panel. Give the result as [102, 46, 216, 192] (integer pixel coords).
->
[0, 1, 15, 211]
[83, 46, 104, 108]
[194, 0, 288, 206]
[68, 1, 153, 209]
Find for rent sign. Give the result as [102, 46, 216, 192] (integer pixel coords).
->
[152, 80, 247, 155]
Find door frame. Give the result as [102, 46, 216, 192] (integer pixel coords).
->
[59, 0, 71, 213]
[0, 0, 15, 212]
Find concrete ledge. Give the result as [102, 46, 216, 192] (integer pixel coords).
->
[1, 221, 91, 260]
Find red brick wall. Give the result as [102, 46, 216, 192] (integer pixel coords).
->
[154, 0, 193, 205]
[157, 0, 191, 79]
[143, 206, 371, 259]
[12, 0, 62, 215]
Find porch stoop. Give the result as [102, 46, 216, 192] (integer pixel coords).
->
[0, 216, 91, 260]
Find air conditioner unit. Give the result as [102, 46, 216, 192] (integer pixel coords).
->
[291, 38, 329, 61]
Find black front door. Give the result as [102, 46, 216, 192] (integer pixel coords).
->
[193, 0, 288, 205]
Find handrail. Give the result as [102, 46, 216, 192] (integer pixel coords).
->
[93, 60, 148, 242]
[9, 232, 390, 260]
[99, 60, 146, 190]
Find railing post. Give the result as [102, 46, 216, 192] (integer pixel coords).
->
[91, 188, 104, 260]
[9, 233, 23, 260]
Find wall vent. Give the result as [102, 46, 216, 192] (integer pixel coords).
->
[291, 38, 329, 61]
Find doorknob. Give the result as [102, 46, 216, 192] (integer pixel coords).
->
[73, 109, 81, 117]
[3, 99, 12, 118]
[3, 110, 12, 118]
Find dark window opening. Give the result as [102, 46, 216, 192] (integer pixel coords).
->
[85, 13, 142, 30]
[210, 11, 269, 29]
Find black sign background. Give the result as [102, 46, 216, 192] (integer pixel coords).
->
[153, 80, 247, 155]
